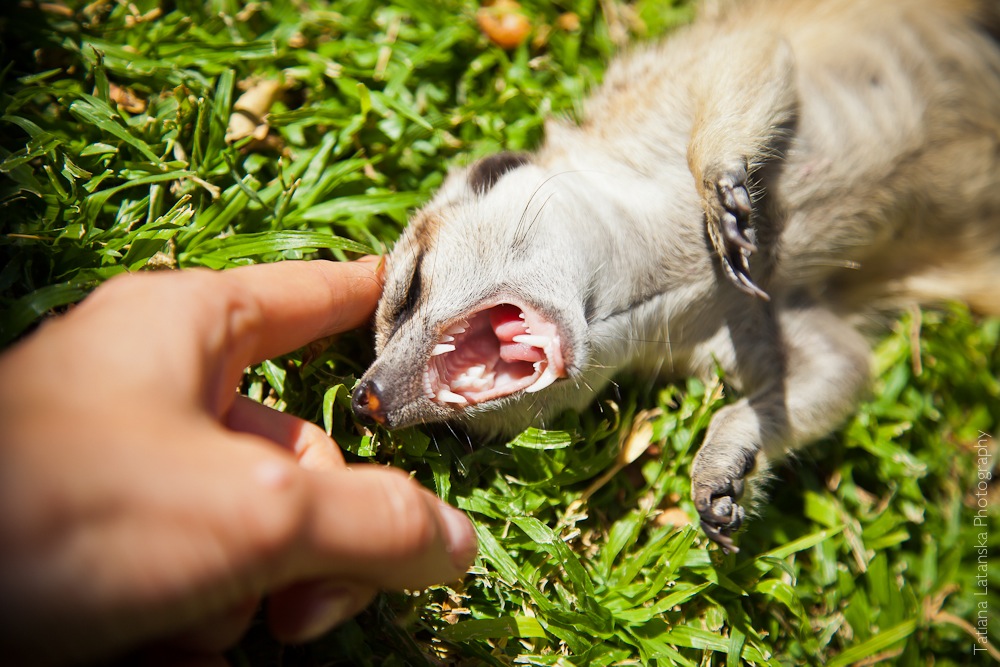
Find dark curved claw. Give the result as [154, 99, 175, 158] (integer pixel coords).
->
[707, 165, 770, 300]
[693, 474, 748, 554]
[721, 248, 769, 301]
[721, 210, 757, 254]
[700, 517, 740, 554]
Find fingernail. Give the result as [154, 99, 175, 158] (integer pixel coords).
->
[437, 500, 478, 572]
[293, 588, 353, 642]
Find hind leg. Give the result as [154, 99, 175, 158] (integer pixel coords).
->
[691, 306, 871, 551]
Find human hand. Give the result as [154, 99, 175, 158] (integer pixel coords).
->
[0, 258, 477, 666]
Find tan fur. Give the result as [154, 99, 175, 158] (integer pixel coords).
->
[356, 0, 1000, 549]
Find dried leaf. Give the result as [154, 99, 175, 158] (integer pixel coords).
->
[556, 12, 581, 31]
[655, 507, 692, 528]
[617, 408, 661, 466]
[108, 82, 147, 114]
[226, 79, 283, 143]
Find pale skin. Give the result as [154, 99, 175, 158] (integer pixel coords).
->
[0, 257, 478, 666]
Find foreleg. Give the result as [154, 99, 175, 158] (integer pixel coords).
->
[686, 34, 797, 298]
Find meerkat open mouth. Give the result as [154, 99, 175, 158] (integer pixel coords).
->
[424, 302, 566, 407]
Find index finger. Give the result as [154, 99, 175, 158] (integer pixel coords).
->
[222, 257, 383, 364]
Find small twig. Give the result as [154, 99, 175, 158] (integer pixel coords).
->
[908, 304, 923, 376]
[922, 585, 1000, 661]
[6, 233, 51, 241]
[853, 647, 904, 666]
[374, 15, 401, 81]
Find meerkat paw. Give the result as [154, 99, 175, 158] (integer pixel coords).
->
[703, 161, 768, 300]
[690, 445, 759, 553]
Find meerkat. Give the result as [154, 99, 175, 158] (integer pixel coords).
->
[352, 0, 1000, 550]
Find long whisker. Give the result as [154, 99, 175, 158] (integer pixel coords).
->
[514, 192, 557, 252]
[443, 420, 474, 455]
[512, 169, 615, 251]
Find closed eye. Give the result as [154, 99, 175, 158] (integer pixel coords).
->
[389, 254, 423, 333]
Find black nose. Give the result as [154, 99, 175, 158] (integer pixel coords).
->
[352, 378, 387, 425]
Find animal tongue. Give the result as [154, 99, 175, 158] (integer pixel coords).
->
[489, 305, 546, 363]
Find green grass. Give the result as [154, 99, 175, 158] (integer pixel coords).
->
[2, 1, 998, 665]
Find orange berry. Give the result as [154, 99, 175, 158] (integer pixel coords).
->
[477, 0, 531, 50]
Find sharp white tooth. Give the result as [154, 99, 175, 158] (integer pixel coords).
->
[437, 389, 468, 404]
[526, 365, 560, 393]
[451, 374, 488, 391]
[440, 335, 455, 343]
[513, 334, 550, 348]
[450, 376, 473, 390]
[468, 364, 486, 378]
[445, 322, 468, 336]
[518, 313, 525, 319]
[431, 344, 456, 356]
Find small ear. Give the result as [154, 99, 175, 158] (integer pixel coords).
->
[468, 151, 531, 194]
